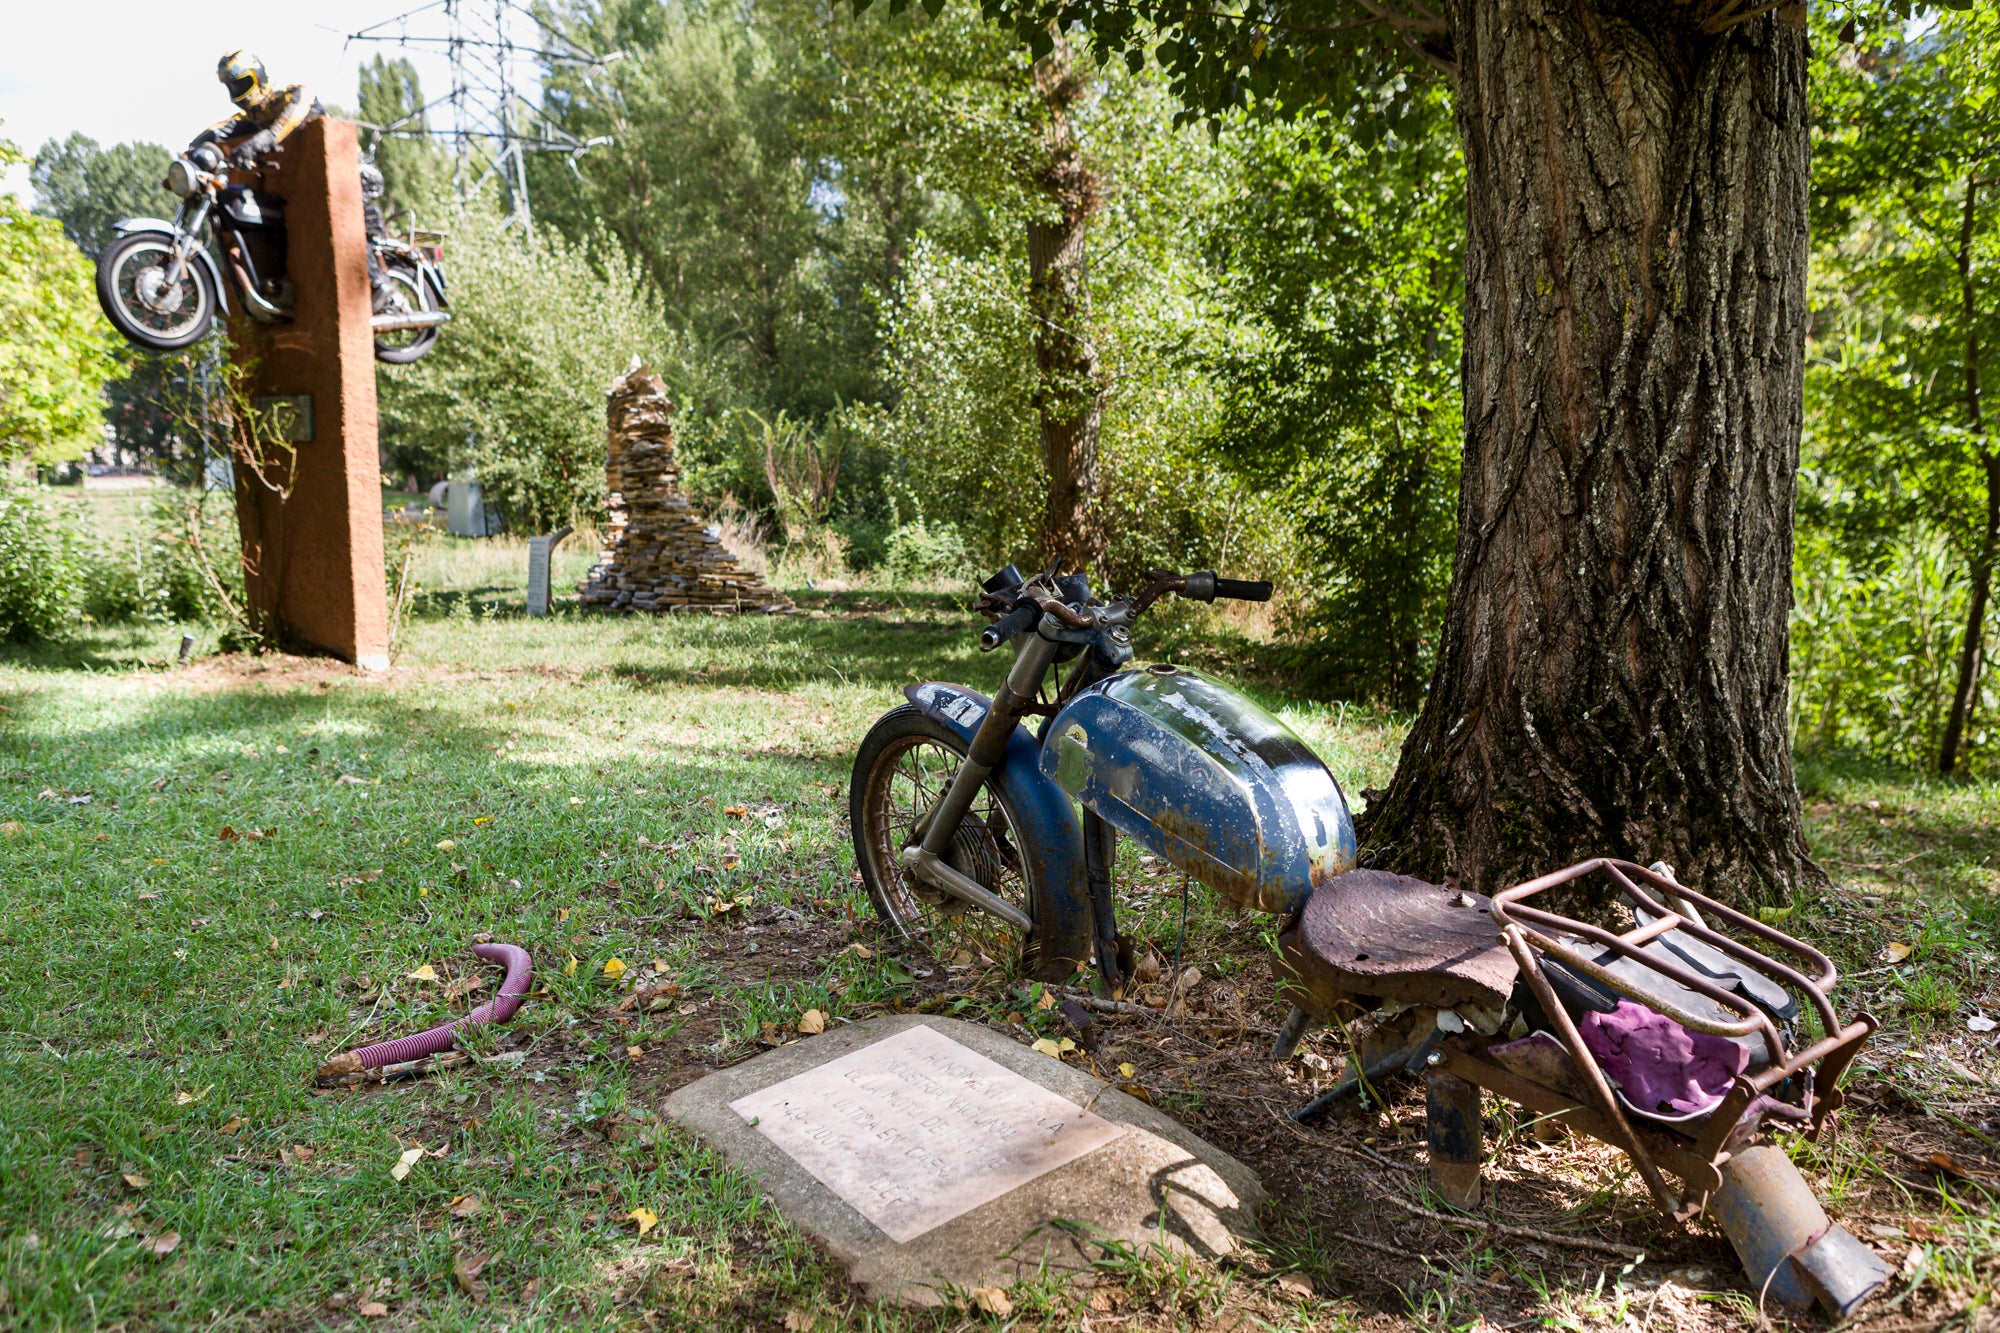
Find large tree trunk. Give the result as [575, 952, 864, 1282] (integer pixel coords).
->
[1028, 42, 1107, 575]
[1359, 6, 1822, 901]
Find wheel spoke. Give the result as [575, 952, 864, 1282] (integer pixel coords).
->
[860, 729, 1032, 969]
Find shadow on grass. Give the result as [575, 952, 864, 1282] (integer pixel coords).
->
[0, 624, 190, 673]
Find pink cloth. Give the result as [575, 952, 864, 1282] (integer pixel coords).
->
[1577, 999, 1748, 1116]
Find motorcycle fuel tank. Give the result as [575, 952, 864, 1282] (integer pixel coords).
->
[1041, 665, 1356, 915]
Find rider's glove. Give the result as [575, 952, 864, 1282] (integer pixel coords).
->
[230, 129, 279, 170]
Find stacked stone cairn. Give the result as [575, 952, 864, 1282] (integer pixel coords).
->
[577, 363, 793, 615]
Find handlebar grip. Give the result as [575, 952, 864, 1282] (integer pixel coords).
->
[1213, 577, 1273, 603]
[1181, 571, 1273, 603]
[979, 603, 1041, 652]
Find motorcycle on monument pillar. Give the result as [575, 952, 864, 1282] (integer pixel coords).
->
[94, 143, 448, 363]
[850, 562, 1894, 1321]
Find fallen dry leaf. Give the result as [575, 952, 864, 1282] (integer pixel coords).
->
[218, 1116, 244, 1136]
[1969, 1014, 1997, 1033]
[1, 821, 23, 836]
[847, 943, 873, 959]
[783, 1311, 812, 1332]
[1118, 1062, 1137, 1079]
[1884, 942, 1913, 963]
[603, 958, 627, 979]
[448, 1194, 484, 1219]
[627, 1206, 659, 1236]
[1030, 1037, 1075, 1058]
[677, 1000, 699, 1016]
[390, 1147, 424, 1182]
[627, 1044, 644, 1061]
[149, 1231, 181, 1259]
[969, 1286, 1013, 1317]
[1276, 1272, 1314, 1299]
[435, 839, 456, 851]
[724, 805, 747, 818]
[452, 1248, 490, 1302]
[407, 964, 439, 982]
[217, 825, 238, 841]
[123, 1173, 150, 1190]
[798, 1009, 827, 1035]
[564, 953, 578, 976]
[359, 1300, 389, 1318]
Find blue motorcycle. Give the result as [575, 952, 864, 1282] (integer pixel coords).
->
[849, 562, 1354, 987]
[850, 563, 1892, 1319]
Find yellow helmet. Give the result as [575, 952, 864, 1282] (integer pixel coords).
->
[218, 50, 269, 108]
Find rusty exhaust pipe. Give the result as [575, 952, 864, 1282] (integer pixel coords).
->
[1712, 1144, 1893, 1318]
[370, 309, 451, 333]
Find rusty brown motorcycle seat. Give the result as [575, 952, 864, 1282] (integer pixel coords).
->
[1277, 870, 1519, 1015]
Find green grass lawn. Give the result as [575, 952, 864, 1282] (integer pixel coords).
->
[1, 542, 1994, 1331]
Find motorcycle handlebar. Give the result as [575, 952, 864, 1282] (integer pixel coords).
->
[1181, 571, 1274, 603]
[979, 603, 1041, 652]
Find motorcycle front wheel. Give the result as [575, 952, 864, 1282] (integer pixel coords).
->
[372, 262, 441, 364]
[95, 231, 219, 351]
[850, 705, 1042, 973]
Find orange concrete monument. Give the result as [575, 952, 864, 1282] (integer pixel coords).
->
[228, 117, 390, 670]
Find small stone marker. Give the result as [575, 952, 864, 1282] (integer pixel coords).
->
[729, 1023, 1125, 1242]
[525, 525, 574, 617]
[666, 1015, 1266, 1305]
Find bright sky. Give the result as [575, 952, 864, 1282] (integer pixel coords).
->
[0, 0, 496, 199]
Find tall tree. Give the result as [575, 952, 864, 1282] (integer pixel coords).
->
[532, 0, 851, 417]
[30, 134, 171, 258]
[1204, 101, 1463, 707]
[971, 0, 1863, 899]
[356, 56, 454, 222]
[2, 137, 121, 464]
[30, 133, 210, 471]
[1812, 12, 2000, 776]
[1026, 35, 1107, 572]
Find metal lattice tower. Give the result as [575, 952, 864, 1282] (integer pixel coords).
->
[347, 0, 615, 229]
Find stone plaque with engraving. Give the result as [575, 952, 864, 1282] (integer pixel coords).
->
[730, 1024, 1124, 1242]
[667, 1016, 1267, 1304]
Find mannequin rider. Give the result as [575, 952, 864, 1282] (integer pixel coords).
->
[193, 50, 395, 309]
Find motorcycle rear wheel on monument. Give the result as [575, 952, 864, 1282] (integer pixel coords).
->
[96, 231, 221, 351]
[850, 705, 1043, 973]
[372, 260, 443, 364]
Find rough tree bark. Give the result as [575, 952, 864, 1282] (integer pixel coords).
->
[1359, 5, 1823, 901]
[1027, 39, 1107, 575]
[1939, 176, 1995, 777]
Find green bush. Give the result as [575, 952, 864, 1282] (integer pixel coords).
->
[1791, 520, 1985, 772]
[78, 488, 232, 627]
[377, 203, 726, 533]
[882, 514, 972, 586]
[0, 479, 83, 641]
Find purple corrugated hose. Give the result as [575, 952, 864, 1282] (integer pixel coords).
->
[316, 942, 533, 1081]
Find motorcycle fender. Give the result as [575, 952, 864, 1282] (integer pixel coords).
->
[111, 221, 229, 315]
[903, 682, 1091, 977]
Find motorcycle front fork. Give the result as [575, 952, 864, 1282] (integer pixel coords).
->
[899, 631, 1130, 986]
[898, 632, 1059, 932]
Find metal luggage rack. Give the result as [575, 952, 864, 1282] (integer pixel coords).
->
[1483, 858, 1875, 1220]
